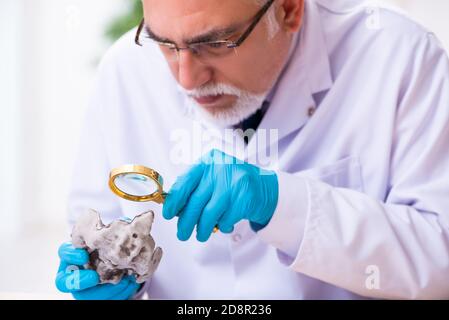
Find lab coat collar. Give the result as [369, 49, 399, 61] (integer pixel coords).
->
[301, 0, 334, 95]
[249, 0, 333, 153]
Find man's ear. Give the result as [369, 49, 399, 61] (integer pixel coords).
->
[277, 0, 305, 33]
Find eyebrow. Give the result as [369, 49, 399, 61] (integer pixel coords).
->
[144, 24, 240, 45]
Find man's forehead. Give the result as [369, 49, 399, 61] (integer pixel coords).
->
[143, 0, 257, 17]
[142, 0, 257, 42]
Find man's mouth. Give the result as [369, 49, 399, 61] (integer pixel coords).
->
[193, 94, 225, 106]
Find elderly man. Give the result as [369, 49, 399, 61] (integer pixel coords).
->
[56, 0, 449, 299]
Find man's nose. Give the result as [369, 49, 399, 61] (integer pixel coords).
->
[176, 50, 212, 91]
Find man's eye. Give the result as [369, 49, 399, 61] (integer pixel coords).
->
[207, 42, 226, 49]
[158, 42, 176, 50]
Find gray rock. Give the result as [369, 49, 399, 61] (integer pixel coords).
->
[71, 209, 163, 284]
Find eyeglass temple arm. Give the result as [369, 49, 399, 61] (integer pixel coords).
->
[135, 19, 145, 46]
[234, 0, 275, 47]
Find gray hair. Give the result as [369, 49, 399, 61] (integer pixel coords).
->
[253, 0, 280, 39]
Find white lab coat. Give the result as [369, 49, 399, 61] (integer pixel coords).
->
[68, 0, 449, 299]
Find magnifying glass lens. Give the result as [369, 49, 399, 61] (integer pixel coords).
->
[114, 173, 158, 197]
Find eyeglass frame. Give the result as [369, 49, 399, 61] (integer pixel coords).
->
[134, 0, 275, 56]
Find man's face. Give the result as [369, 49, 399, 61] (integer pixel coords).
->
[143, 0, 301, 126]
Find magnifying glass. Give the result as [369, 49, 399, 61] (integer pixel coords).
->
[109, 165, 218, 233]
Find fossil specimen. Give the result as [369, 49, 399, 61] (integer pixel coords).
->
[71, 209, 163, 284]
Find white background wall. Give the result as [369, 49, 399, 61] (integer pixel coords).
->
[0, 0, 449, 298]
[0, 0, 128, 298]
[6, 0, 128, 230]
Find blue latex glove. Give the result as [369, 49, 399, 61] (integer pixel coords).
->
[163, 149, 279, 242]
[55, 242, 140, 300]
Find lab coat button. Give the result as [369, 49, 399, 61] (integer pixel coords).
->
[308, 106, 316, 117]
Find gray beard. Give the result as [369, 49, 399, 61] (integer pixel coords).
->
[186, 93, 267, 128]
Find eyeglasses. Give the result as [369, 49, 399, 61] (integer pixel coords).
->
[135, 0, 275, 62]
